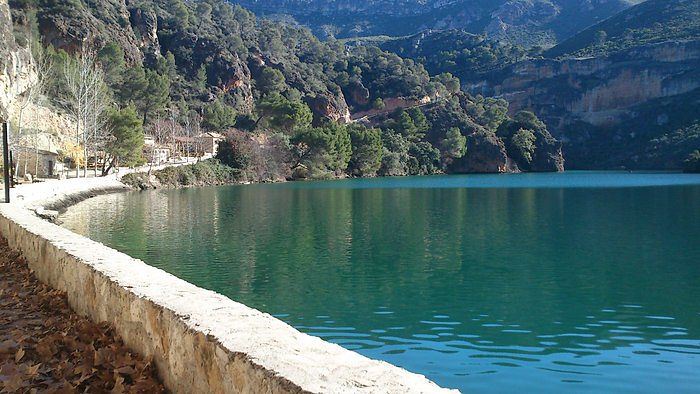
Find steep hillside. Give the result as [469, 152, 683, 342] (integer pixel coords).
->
[11, 0, 448, 120]
[7, 0, 563, 176]
[230, 0, 632, 47]
[563, 90, 700, 169]
[461, 0, 700, 169]
[0, 0, 34, 120]
[365, 29, 529, 83]
[546, 0, 700, 57]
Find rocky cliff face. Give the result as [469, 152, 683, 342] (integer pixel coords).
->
[128, 7, 162, 59]
[0, 0, 35, 121]
[36, 0, 147, 64]
[449, 131, 510, 174]
[306, 94, 352, 124]
[467, 40, 700, 168]
[530, 130, 565, 172]
[473, 41, 700, 125]
[2, 0, 82, 157]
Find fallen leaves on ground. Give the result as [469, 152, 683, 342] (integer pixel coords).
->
[0, 237, 166, 393]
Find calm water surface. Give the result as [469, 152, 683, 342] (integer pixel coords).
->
[61, 172, 700, 392]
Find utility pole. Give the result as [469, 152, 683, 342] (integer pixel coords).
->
[3, 122, 10, 203]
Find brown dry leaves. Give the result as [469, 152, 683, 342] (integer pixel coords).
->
[0, 237, 166, 393]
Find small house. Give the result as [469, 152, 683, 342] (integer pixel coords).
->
[150, 147, 171, 165]
[14, 148, 63, 179]
[196, 132, 225, 156]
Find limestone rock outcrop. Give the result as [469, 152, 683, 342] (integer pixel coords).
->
[467, 39, 700, 168]
[449, 131, 510, 173]
[530, 131, 565, 172]
[470, 41, 700, 129]
[306, 94, 352, 124]
[36, 0, 145, 64]
[0, 0, 35, 121]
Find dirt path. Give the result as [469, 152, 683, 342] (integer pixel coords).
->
[0, 237, 166, 393]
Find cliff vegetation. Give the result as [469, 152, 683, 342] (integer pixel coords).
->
[6, 0, 563, 180]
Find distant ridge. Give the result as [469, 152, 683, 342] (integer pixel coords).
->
[546, 0, 700, 57]
[228, 0, 633, 47]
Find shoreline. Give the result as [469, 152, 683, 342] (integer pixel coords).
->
[6, 166, 699, 393]
[0, 167, 456, 393]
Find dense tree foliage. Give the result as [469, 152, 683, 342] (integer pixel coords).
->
[8, 0, 565, 180]
[546, 0, 699, 58]
[203, 100, 237, 131]
[379, 131, 410, 177]
[230, 0, 630, 48]
[440, 127, 467, 165]
[684, 150, 700, 173]
[292, 123, 352, 177]
[105, 106, 145, 169]
[348, 125, 383, 177]
[376, 30, 529, 83]
[497, 111, 553, 171]
[255, 94, 313, 133]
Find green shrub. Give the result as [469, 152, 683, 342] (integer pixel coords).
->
[684, 150, 700, 173]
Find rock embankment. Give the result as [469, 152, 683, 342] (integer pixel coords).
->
[121, 159, 242, 190]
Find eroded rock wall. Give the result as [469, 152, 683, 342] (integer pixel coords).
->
[471, 40, 700, 129]
[0, 0, 35, 121]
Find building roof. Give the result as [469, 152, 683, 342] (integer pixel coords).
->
[198, 132, 225, 139]
[21, 148, 59, 157]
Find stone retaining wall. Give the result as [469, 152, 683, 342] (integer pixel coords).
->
[0, 189, 454, 393]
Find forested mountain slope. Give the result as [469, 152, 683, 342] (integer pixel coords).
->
[231, 0, 633, 47]
[546, 0, 700, 57]
[370, 0, 699, 169]
[457, 0, 700, 169]
[5, 0, 564, 179]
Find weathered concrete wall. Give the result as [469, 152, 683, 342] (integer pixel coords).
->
[0, 183, 454, 393]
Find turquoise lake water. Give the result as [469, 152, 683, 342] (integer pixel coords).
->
[60, 172, 700, 392]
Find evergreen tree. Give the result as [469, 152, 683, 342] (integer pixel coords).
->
[408, 107, 430, 137]
[510, 128, 537, 166]
[97, 43, 125, 89]
[408, 141, 441, 175]
[195, 64, 208, 93]
[293, 123, 351, 176]
[257, 68, 286, 95]
[256, 93, 312, 133]
[348, 125, 383, 176]
[379, 130, 410, 176]
[105, 106, 145, 172]
[440, 127, 467, 163]
[141, 70, 171, 124]
[117, 66, 147, 106]
[203, 100, 237, 131]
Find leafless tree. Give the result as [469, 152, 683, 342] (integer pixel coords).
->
[182, 111, 203, 162]
[14, 47, 52, 180]
[61, 49, 110, 177]
[147, 115, 165, 175]
[166, 106, 181, 157]
[85, 80, 111, 177]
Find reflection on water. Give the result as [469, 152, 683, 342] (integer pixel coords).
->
[61, 172, 700, 392]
